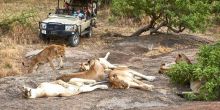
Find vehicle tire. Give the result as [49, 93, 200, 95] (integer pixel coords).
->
[69, 32, 80, 47]
[39, 33, 50, 44]
[85, 27, 93, 38]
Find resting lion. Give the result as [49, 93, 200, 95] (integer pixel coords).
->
[79, 52, 120, 72]
[22, 44, 65, 73]
[56, 59, 106, 82]
[158, 53, 201, 93]
[108, 67, 155, 91]
[21, 78, 108, 98]
[158, 53, 192, 74]
[79, 52, 156, 90]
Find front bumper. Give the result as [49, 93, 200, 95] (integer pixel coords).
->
[40, 29, 75, 36]
[39, 22, 78, 37]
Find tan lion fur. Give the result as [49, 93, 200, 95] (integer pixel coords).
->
[158, 53, 192, 74]
[23, 44, 65, 73]
[109, 67, 155, 91]
[56, 59, 106, 82]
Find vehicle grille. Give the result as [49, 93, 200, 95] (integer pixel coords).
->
[47, 24, 65, 31]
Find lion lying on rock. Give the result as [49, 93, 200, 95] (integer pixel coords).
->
[80, 52, 156, 91]
[108, 67, 155, 91]
[56, 59, 106, 82]
[21, 78, 108, 98]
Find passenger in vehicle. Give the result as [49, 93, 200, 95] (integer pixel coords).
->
[64, 1, 72, 15]
[73, 9, 85, 19]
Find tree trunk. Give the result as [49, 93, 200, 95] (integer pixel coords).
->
[130, 24, 153, 37]
[130, 14, 160, 37]
[150, 21, 167, 34]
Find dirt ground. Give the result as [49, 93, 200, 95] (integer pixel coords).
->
[0, 19, 220, 109]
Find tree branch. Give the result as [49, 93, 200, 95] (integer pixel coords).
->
[130, 13, 163, 37]
[150, 21, 167, 34]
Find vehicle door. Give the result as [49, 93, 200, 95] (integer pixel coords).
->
[80, 18, 91, 31]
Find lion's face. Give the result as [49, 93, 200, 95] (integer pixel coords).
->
[109, 73, 129, 89]
[55, 45, 65, 57]
[158, 62, 176, 74]
[79, 59, 98, 71]
[79, 62, 90, 71]
[175, 53, 191, 64]
[21, 86, 32, 98]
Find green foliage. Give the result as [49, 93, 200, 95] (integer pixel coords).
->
[0, 10, 36, 34]
[197, 42, 220, 68]
[112, 0, 146, 18]
[111, 0, 218, 33]
[168, 42, 220, 100]
[167, 62, 195, 85]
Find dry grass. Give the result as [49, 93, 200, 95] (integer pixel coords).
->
[0, 39, 24, 78]
[0, 0, 56, 78]
[144, 45, 174, 57]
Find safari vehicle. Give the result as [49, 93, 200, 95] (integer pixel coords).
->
[39, 0, 98, 47]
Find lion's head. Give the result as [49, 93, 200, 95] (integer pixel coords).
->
[108, 73, 129, 89]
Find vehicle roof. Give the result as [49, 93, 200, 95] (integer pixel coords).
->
[65, 0, 94, 7]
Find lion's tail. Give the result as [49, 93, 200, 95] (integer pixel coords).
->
[104, 52, 110, 60]
[56, 73, 87, 82]
[56, 75, 71, 82]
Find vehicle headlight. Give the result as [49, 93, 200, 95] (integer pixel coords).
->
[65, 25, 77, 31]
[40, 23, 47, 29]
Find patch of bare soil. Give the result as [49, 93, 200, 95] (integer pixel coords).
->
[0, 17, 219, 109]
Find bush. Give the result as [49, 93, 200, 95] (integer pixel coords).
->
[167, 42, 220, 100]
[0, 10, 36, 34]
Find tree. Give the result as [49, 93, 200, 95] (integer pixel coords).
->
[111, 0, 219, 36]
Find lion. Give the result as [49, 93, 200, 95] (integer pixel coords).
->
[21, 78, 108, 98]
[158, 53, 201, 94]
[108, 67, 155, 91]
[79, 52, 156, 90]
[175, 53, 192, 64]
[56, 59, 106, 82]
[79, 52, 126, 72]
[158, 53, 192, 74]
[22, 44, 65, 73]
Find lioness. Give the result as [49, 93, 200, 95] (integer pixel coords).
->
[23, 44, 65, 73]
[158, 53, 201, 93]
[158, 53, 192, 74]
[56, 59, 106, 82]
[109, 67, 155, 91]
[79, 52, 120, 72]
[21, 78, 108, 98]
[79, 52, 156, 90]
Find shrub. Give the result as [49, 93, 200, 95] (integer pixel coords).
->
[0, 10, 36, 34]
[111, 0, 219, 36]
[167, 42, 220, 100]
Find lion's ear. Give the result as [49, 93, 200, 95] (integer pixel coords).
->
[18, 86, 25, 92]
[178, 54, 182, 58]
[87, 60, 91, 64]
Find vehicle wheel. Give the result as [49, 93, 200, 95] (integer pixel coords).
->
[85, 27, 93, 38]
[69, 32, 80, 47]
[39, 33, 50, 44]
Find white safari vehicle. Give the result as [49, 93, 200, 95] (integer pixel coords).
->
[39, 0, 97, 47]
